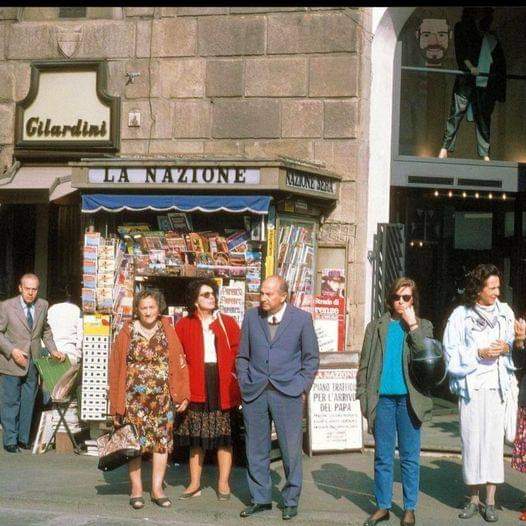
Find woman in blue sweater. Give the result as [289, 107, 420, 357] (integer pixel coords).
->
[357, 277, 434, 526]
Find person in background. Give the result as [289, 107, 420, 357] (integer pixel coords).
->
[511, 317, 526, 521]
[443, 263, 515, 523]
[356, 277, 433, 526]
[174, 278, 241, 500]
[108, 289, 190, 510]
[0, 273, 65, 453]
[47, 287, 83, 365]
[236, 275, 319, 521]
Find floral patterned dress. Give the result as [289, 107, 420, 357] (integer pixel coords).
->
[124, 322, 174, 454]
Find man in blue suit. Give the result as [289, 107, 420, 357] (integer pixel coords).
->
[236, 275, 319, 520]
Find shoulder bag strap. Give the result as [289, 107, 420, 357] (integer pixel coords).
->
[216, 312, 231, 349]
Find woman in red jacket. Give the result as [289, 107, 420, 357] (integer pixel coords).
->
[174, 278, 241, 500]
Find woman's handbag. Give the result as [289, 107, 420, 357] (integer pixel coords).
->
[97, 423, 141, 471]
[504, 375, 519, 446]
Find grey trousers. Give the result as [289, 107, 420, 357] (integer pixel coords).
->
[242, 386, 304, 507]
[441, 84, 495, 157]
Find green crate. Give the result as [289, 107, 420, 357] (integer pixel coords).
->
[34, 355, 72, 393]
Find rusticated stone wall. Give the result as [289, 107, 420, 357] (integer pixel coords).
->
[0, 6, 372, 352]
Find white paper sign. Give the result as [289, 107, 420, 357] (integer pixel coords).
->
[219, 285, 245, 326]
[308, 368, 363, 452]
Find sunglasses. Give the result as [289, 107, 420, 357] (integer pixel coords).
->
[199, 292, 215, 298]
[391, 294, 412, 302]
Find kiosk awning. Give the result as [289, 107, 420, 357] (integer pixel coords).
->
[0, 164, 77, 203]
[81, 194, 272, 215]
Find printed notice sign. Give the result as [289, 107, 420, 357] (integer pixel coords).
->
[308, 368, 363, 452]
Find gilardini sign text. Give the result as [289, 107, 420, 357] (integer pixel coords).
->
[285, 169, 336, 195]
[26, 117, 107, 138]
[88, 167, 261, 185]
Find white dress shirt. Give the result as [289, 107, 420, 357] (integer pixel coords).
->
[19, 295, 35, 326]
[268, 302, 287, 324]
[47, 302, 83, 364]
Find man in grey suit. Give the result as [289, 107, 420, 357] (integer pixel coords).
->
[236, 275, 319, 520]
[0, 273, 64, 452]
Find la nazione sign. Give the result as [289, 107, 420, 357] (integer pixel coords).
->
[88, 167, 261, 185]
[15, 61, 120, 157]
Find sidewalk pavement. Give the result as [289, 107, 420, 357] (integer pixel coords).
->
[0, 443, 525, 526]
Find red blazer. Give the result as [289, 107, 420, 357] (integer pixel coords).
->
[108, 318, 190, 417]
[175, 312, 241, 410]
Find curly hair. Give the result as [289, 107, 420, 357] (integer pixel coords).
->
[185, 278, 219, 316]
[385, 276, 420, 316]
[463, 263, 502, 306]
[133, 288, 167, 319]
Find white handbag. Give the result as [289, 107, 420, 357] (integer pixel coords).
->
[504, 375, 519, 446]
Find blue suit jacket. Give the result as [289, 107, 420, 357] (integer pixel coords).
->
[236, 303, 320, 402]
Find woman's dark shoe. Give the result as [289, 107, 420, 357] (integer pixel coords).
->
[363, 509, 390, 526]
[179, 488, 202, 500]
[240, 503, 272, 517]
[151, 496, 172, 508]
[401, 509, 416, 526]
[483, 505, 498, 523]
[217, 491, 231, 501]
[129, 496, 145, 510]
[458, 502, 479, 519]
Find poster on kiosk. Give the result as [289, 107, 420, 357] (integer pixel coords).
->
[308, 368, 363, 453]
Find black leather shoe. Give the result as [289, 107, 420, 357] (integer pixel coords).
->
[3, 445, 19, 453]
[240, 503, 272, 518]
[363, 510, 390, 526]
[17, 442, 31, 450]
[401, 510, 416, 526]
[282, 506, 298, 520]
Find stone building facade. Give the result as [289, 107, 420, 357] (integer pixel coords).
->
[0, 6, 371, 354]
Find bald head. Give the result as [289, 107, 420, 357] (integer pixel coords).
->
[260, 275, 288, 314]
[19, 273, 40, 304]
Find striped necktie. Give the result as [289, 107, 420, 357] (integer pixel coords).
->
[26, 303, 33, 330]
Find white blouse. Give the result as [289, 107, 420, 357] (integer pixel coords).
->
[202, 316, 217, 364]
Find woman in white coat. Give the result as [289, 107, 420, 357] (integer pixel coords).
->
[443, 264, 515, 523]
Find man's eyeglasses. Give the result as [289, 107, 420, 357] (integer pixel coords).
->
[391, 294, 412, 302]
[199, 292, 215, 298]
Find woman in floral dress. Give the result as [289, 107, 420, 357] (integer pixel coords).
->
[109, 289, 190, 510]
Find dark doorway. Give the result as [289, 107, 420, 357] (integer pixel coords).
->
[0, 204, 36, 300]
[390, 187, 514, 338]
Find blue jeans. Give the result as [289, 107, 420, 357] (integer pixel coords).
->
[0, 358, 39, 447]
[373, 395, 421, 510]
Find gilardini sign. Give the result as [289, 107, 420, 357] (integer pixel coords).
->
[88, 167, 261, 185]
[15, 61, 120, 157]
[26, 118, 107, 138]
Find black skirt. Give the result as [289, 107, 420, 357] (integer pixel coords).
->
[174, 363, 233, 450]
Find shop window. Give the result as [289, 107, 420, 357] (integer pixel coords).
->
[59, 7, 86, 18]
[505, 211, 515, 238]
[398, 7, 526, 162]
[454, 211, 493, 250]
[20, 7, 118, 21]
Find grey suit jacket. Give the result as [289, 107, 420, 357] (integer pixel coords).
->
[236, 303, 320, 402]
[0, 296, 58, 376]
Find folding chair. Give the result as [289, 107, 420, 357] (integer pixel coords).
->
[34, 356, 82, 454]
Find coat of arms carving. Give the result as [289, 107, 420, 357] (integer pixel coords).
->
[56, 26, 82, 59]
